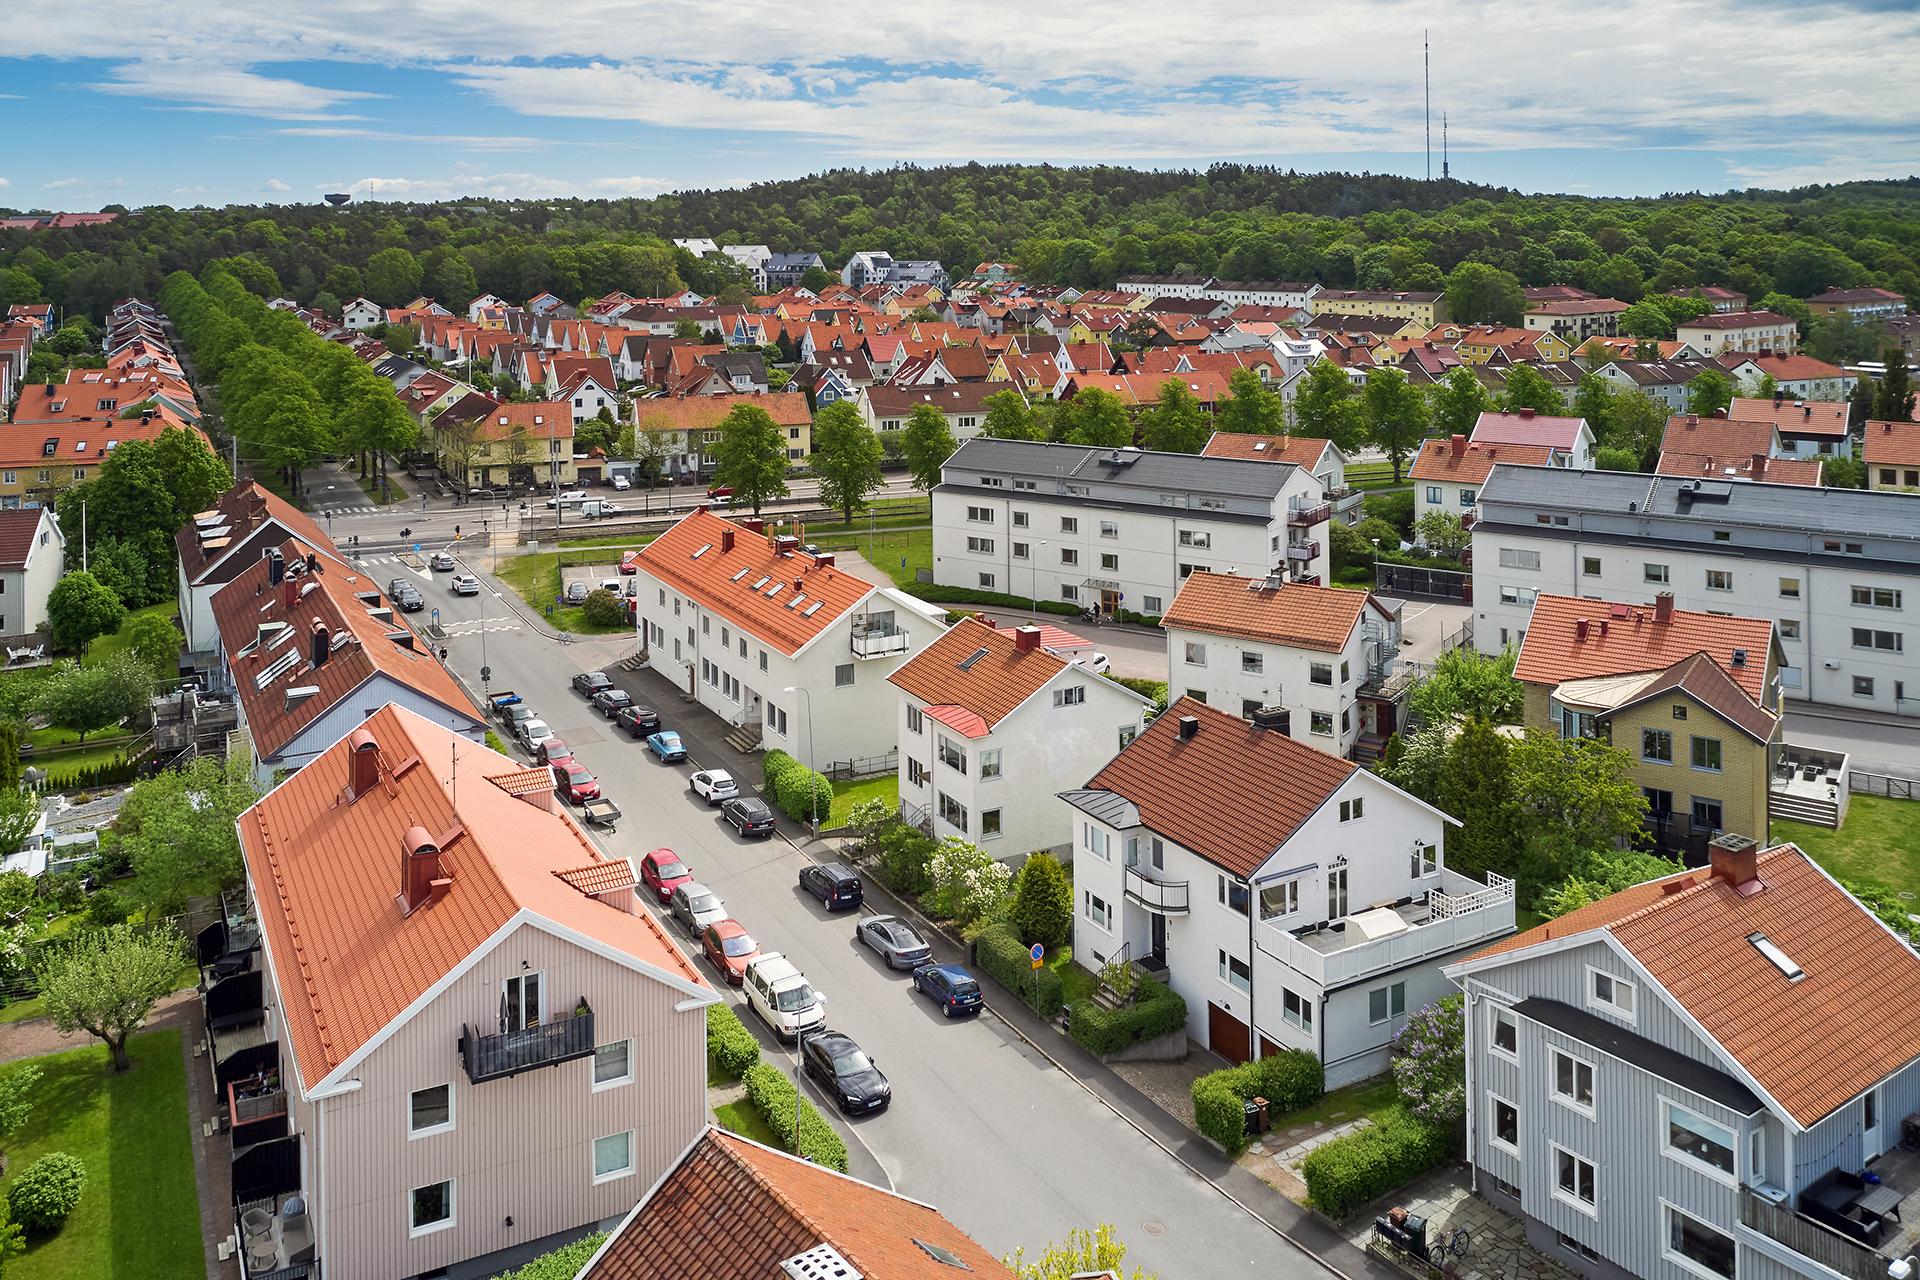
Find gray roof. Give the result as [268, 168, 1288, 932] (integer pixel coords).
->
[766, 252, 823, 270]
[944, 437, 1298, 501]
[1057, 788, 1140, 829]
[1515, 998, 1763, 1115]
[1599, 359, 1717, 387]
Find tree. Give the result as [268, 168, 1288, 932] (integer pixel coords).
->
[1822, 456, 1866, 489]
[1686, 369, 1735, 419]
[363, 246, 422, 305]
[0, 1063, 42, 1165]
[45, 572, 125, 656]
[1499, 364, 1565, 416]
[1392, 994, 1466, 1133]
[1377, 724, 1450, 805]
[120, 754, 259, 915]
[809, 401, 885, 523]
[1437, 717, 1517, 883]
[1445, 262, 1525, 326]
[1059, 388, 1132, 448]
[1874, 346, 1915, 422]
[709, 403, 790, 515]
[0, 723, 20, 792]
[33, 923, 186, 1072]
[1361, 367, 1428, 481]
[799, 266, 835, 293]
[1008, 851, 1073, 950]
[381, 321, 420, 354]
[1620, 293, 1711, 340]
[1409, 645, 1521, 725]
[37, 655, 151, 744]
[1602, 390, 1669, 468]
[1414, 511, 1471, 558]
[1508, 729, 1650, 901]
[900, 403, 959, 491]
[1215, 367, 1286, 436]
[1139, 377, 1208, 454]
[1595, 446, 1640, 471]
[672, 318, 704, 340]
[1005, 1224, 1155, 1280]
[1291, 361, 1362, 450]
[1427, 366, 1493, 438]
[0, 789, 40, 863]
[980, 389, 1040, 440]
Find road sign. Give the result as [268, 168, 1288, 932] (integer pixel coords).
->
[1030, 942, 1044, 970]
[479, 665, 492, 684]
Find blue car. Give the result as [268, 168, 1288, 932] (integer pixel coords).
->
[645, 730, 686, 762]
[912, 963, 983, 1018]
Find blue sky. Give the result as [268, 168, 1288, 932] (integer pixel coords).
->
[3, 1, 1918, 209]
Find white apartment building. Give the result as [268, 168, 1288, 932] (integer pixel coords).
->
[1411, 436, 1554, 536]
[1063, 699, 1511, 1084]
[1675, 311, 1799, 357]
[1160, 571, 1404, 757]
[889, 618, 1150, 855]
[630, 508, 946, 766]
[1469, 463, 1920, 714]
[932, 438, 1331, 619]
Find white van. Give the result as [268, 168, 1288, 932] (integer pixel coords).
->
[743, 953, 826, 1042]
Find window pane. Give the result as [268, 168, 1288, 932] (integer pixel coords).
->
[410, 1085, 450, 1131]
[593, 1041, 631, 1085]
[1669, 1209, 1736, 1278]
[593, 1131, 632, 1178]
[412, 1181, 452, 1229]
[1666, 1105, 1735, 1174]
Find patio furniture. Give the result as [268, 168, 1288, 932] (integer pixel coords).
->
[1858, 1182, 1903, 1226]
[240, 1205, 277, 1271]
[1801, 1169, 1886, 1247]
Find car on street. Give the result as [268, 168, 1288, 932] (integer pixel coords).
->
[1078, 651, 1111, 675]
[799, 862, 863, 911]
[536, 738, 572, 767]
[616, 705, 661, 737]
[706, 484, 734, 501]
[395, 586, 425, 612]
[701, 920, 760, 985]
[517, 719, 555, 752]
[638, 848, 693, 902]
[618, 550, 640, 574]
[546, 489, 588, 508]
[802, 1030, 891, 1115]
[429, 551, 456, 572]
[743, 953, 825, 1042]
[645, 730, 686, 762]
[721, 796, 776, 837]
[551, 759, 600, 804]
[669, 882, 728, 935]
[572, 671, 613, 697]
[591, 688, 633, 718]
[450, 573, 480, 595]
[689, 769, 738, 805]
[611, 474, 631, 491]
[856, 915, 933, 970]
[388, 577, 410, 598]
[912, 963, 984, 1018]
[500, 703, 537, 734]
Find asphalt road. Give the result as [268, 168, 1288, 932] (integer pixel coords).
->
[400, 551, 1305, 1276]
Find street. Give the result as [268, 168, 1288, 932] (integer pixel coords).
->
[399, 548, 1313, 1276]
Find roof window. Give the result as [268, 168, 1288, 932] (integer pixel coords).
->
[802, 601, 823, 617]
[691, 542, 712, 559]
[1747, 931, 1804, 982]
[956, 647, 989, 671]
[730, 567, 751, 582]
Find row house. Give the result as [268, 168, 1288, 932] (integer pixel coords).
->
[859, 381, 1006, 442]
[1675, 311, 1799, 357]
[1592, 359, 1726, 412]
[1727, 395, 1852, 460]
[630, 391, 811, 478]
[1666, 284, 1749, 313]
[1656, 413, 1824, 485]
[1311, 289, 1450, 328]
[175, 481, 339, 657]
[0, 417, 203, 509]
[430, 400, 577, 491]
[1719, 353, 1851, 403]
[341, 297, 384, 330]
[1864, 419, 1920, 491]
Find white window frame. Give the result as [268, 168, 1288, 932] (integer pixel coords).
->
[408, 1179, 457, 1237]
[1083, 890, 1112, 932]
[1367, 981, 1406, 1026]
[1488, 1092, 1520, 1157]
[1489, 1005, 1519, 1062]
[1586, 966, 1637, 1023]
[407, 1083, 455, 1139]
[1662, 1101, 1737, 1185]
[592, 1040, 634, 1092]
[1551, 1049, 1596, 1118]
[1282, 986, 1313, 1031]
[1551, 1144, 1598, 1217]
[592, 1130, 635, 1184]
[1661, 1200, 1737, 1280]
[1217, 949, 1251, 995]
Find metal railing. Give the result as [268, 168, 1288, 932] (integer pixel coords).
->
[1850, 770, 1916, 800]
[1288, 501, 1332, 527]
[460, 1003, 595, 1083]
[1123, 865, 1190, 914]
[850, 627, 910, 659]
[1285, 541, 1319, 562]
[1737, 1186, 1885, 1280]
[1260, 870, 1515, 987]
[826, 750, 897, 781]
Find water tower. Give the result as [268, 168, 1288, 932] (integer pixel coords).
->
[324, 193, 351, 207]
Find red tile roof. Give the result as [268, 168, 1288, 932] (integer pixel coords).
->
[633, 392, 810, 431]
[239, 704, 706, 1090]
[1161, 571, 1367, 653]
[583, 1127, 1013, 1279]
[1470, 409, 1588, 450]
[1201, 432, 1333, 469]
[1677, 310, 1795, 330]
[1806, 287, 1905, 305]
[1409, 437, 1552, 484]
[1864, 419, 1920, 469]
[176, 481, 336, 585]
[1514, 594, 1775, 703]
[1726, 395, 1849, 437]
[1081, 697, 1357, 878]
[1602, 650, 1778, 743]
[887, 617, 1071, 734]
[1660, 413, 1778, 459]
[863, 381, 1013, 419]
[1655, 451, 1822, 486]
[0, 509, 53, 570]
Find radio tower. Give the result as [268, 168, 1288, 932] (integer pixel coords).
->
[1424, 31, 1431, 181]
[1443, 113, 1450, 181]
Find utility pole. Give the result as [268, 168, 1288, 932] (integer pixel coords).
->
[1443, 113, 1450, 181]
[1424, 30, 1432, 182]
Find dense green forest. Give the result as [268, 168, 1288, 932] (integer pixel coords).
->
[4, 165, 1919, 323]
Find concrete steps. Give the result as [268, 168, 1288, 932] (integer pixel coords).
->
[723, 721, 764, 754]
[1771, 793, 1841, 828]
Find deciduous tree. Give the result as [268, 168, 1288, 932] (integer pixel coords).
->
[709, 402, 790, 515]
[1427, 366, 1494, 439]
[1060, 387, 1132, 448]
[46, 572, 125, 656]
[1138, 377, 1208, 454]
[1445, 262, 1526, 326]
[1215, 367, 1285, 436]
[1361, 367, 1428, 481]
[980, 389, 1040, 440]
[1291, 361, 1362, 450]
[34, 923, 186, 1072]
[900, 403, 959, 491]
[809, 401, 885, 523]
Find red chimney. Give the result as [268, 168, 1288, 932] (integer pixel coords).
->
[1450, 433, 1466, 458]
[1574, 618, 1590, 641]
[720, 527, 735, 554]
[1516, 407, 1536, 419]
[1686, 413, 1699, 426]
[281, 577, 297, 609]
[348, 728, 381, 798]
[1654, 592, 1675, 623]
[814, 553, 835, 569]
[399, 825, 452, 915]
[1750, 453, 1767, 479]
[742, 517, 765, 535]
[1708, 832, 1760, 892]
[1013, 625, 1042, 651]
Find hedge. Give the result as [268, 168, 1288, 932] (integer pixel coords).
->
[1067, 977, 1187, 1057]
[762, 749, 832, 824]
[913, 584, 1082, 616]
[1300, 1105, 1451, 1220]
[974, 921, 1062, 1016]
[706, 1003, 760, 1079]
[1190, 1049, 1326, 1153]
[495, 1232, 608, 1279]
[742, 1062, 849, 1172]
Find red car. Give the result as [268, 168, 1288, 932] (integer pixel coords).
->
[551, 759, 601, 804]
[706, 484, 734, 501]
[639, 848, 693, 902]
[619, 550, 640, 575]
[537, 738, 573, 768]
[701, 919, 760, 986]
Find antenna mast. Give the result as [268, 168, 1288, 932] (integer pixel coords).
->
[1443, 113, 1450, 181]
[1424, 31, 1431, 182]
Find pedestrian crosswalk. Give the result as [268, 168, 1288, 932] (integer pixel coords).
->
[441, 618, 521, 637]
[317, 505, 387, 517]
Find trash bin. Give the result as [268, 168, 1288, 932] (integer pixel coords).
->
[1252, 1096, 1270, 1133]
[1243, 1098, 1262, 1137]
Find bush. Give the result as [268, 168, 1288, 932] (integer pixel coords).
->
[1103, 673, 1168, 713]
[925, 837, 1012, 927]
[494, 1232, 607, 1279]
[1193, 1071, 1252, 1153]
[581, 588, 626, 627]
[974, 921, 1063, 1016]
[742, 1063, 849, 1172]
[909, 584, 1081, 616]
[1300, 1106, 1451, 1220]
[1067, 977, 1187, 1057]
[7, 1151, 86, 1233]
[1010, 853, 1072, 950]
[1189, 1049, 1325, 1153]
[1363, 489, 1414, 535]
[762, 749, 831, 824]
[705, 1002, 760, 1079]
[870, 822, 936, 895]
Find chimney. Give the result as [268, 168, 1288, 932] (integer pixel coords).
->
[1713, 408, 1727, 418]
[311, 620, 330, 667]
[268, 549, 285, 585]
[1654, 592, 1675, 623]
[720, 527, 735, 554]
[813, 553, 835, 569]
[1803, 405, 1811, 419]
[349, 728, 381, 798]
[1250, 705, 1291, 732]
[281, 577, 297, 609]
[1598, 618, 1610, 636]
[1012, 624, 1042, 652]
[400, 825, 453, 915]
[1708, 832, 1761, 893]
[1177, 714, 1200, 741]
[1773, 389, 1785, 407]
[774, 535, 799, 556]
[1686, 413, 1699, 426]
[1450, 433, 1466, 458]
[1575, 618, 1590, 641]
[1517, 407, 1536, 419]
[1750, 453, 1767, 479]
[742, 517, 765, 535]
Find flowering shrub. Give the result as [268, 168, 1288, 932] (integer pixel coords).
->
[1391, 994, 1466, 1131]
[926, 837, 1012, 926]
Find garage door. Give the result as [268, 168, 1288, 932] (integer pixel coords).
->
[1208, 1002, 1251, 1065]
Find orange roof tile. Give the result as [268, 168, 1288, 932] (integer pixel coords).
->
[1660, 413, 1778, 459]
[462, 399, 572, 444]
[553, 860, 637, 896]
[1655, 451, 1822, 486]
[239, 704, 706, 1090]
[1863, 419, 1920, 469]
[1409, 437, 1553, 484]
[1201, 432, 1331, 469]
[634, 392, 810, 431]
[1514, 594, 1775, 703]
[1161, 571, 1367, 653]
[1727, 395, 1849, 437]
[887, 617, 1073, 734]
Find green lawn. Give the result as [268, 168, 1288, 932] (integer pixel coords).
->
[0, 1029, 203, 1280]
[354, 472, 406, 504]
[1773, 794, 1920, 898]
[83, 602, 180, 669]
[494, 552, 634, 637]
[713, 1098, 782, 1149]
[1055, 953, 1097, 1008]
[827, 773, 899, 829]
[805, 527, 931, 590]
[1275, 1072, 1401, 1132]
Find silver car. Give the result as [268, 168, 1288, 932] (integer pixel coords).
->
[856, 914, 934, 970]
[517, 719, 554, 752]
[669, 882, 728, 935]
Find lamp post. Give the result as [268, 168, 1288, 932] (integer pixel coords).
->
[1030, 541, 1047, 621]
[782, 685, 818, 839]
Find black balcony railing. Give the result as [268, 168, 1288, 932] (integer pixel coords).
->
[460, 1003, 595, 1084]
[1124, 865, 1190, 914]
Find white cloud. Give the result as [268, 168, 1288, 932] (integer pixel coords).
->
[277, 126, 549, 151]
[0, 178, 9, 188]
[93, 61, 381, 120]
[345, 172, 668, 200]
[264, 178, 291, 192]
[586, 175, 676, 196]
[44, 177, 83, 189]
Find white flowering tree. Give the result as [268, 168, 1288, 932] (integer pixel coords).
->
[927, 837, 1013, 927]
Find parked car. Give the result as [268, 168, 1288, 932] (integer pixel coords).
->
[669, 882, 728, 935]
[592, 688, 633, 718]
[701, 919, 760, 985]
[1079, 651, 1111, 675]
[616, 704, 662, 737]
[619, 550, 640, 574]
[690, 769, 738, 805]
[638, 848, 693, 902]
[799, 862, 863, 911]
[856, 915, 933, 970]
[743, 953, 825, 1042]
[517, 719, 555, 752]
[449, 573, 480, 595]
[429, 551, 456, 572]
[646, 731, 686, 762]
[546, 489, 588, 508]
[536, 737, 572, 767]
[572, 671, 613, 697]
[563, 581, 591, 605]
[802, 1030, 890, 1115]
[911, 963, 984, 1018]
[722, 796, 776, 837]
[395, 586, 425, 612]
[611, 474, 632, 491]
[551, 759, 600, 804]
[388, 576, 410, 597]
[500, 703, 537, 734]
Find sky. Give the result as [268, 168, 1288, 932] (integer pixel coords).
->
[3, 0, 1918, 210]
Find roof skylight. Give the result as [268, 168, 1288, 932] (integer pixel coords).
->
[1747, 931, 1805, 982]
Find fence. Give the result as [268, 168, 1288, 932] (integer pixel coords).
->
[1850, 770, 1917, 800]
[826, 751, 897, 781]
[1376, 562, 1472, 602]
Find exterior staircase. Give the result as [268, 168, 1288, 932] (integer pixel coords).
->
[1769, 789, 1841, 828]
[722, 720, 764, 754]
[617, 648, 649, 672]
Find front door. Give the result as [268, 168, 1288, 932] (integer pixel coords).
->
[503, 972, 543, 1032]
[1208, 1002, 1251, 1065]
[1100, 589, 1121, 616]
[1328, 863, 1349, 920]
[1149, 914, 1167, 965]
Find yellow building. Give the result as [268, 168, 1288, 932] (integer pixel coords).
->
[1310, 289, 1450, 328]
[430, 399, 578, 490]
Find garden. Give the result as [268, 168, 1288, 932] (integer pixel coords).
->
[704, 1003, 847, 1172]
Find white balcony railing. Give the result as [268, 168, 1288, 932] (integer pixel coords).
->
[1262, 872, 1515, 987]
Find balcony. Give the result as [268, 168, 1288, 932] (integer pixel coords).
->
[1285, 541, 1319, 563]
[1262, 870, 1515, 987]
[1328, 487, 1365, 517]
[1124, 864, 1189, 914]
[1287, 501, 1332, 527]
[460, 1001, 595, 1083]
[850, 624, 909, 659]
[1738, 1166, 1920, 1280]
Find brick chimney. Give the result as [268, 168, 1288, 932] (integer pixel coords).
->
[1708, 832, 1761, 893]
[399, 824, 452, 915]
[281, 576, 297, 609]
[1686, 413, 1699, 426]
[1750, 453, 1767, 479]
[720, 527, 735, 554]
[1450, 433, 1466, 458]
[1653, 592, 1675, 623]
[1013, 624, 1042, 651]
[1516, 407, 1536, 419]
[1712, 408, 1727, 418]
[348, 728, 381, 798]
[1574, 618, 1590, 641]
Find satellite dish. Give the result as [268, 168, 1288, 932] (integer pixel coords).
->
[324, 193, 351, 207]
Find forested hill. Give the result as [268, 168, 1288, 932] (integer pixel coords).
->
[4, 164, 1919, 322]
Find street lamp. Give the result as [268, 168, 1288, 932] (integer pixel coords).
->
[1031, 541, 1047, 621]
[782, 685, 818, 838]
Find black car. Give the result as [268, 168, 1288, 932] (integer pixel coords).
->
[799, 862, 862, 910]
[801, 1030, 890, 1114]
[396, 587, 425, 612]
[572, 671, 613, 697]
[723, 797, 776, 837]
[616, 704, 662, 737]
[591, 688, 633, 718]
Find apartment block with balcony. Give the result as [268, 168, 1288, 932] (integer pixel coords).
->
[1446, 837, 1920, 1280]
[1062, 698, 1511, 1086]
[1199, 432, 1363, 525]
[206, 704, 716, 1280]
